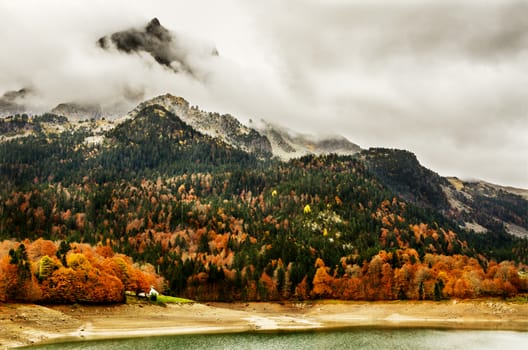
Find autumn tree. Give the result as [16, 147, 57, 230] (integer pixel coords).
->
[311, 258, 335, 299]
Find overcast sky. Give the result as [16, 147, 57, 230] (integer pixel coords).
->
[1, 0, 527, 188]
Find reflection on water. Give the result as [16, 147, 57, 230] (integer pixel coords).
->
[27, 328, 528, 350]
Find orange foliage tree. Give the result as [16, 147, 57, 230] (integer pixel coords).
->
[311, 258, 335, 299]
[0, 239, 164, 303]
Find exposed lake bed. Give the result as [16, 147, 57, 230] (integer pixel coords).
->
[1, 300, 527, 349]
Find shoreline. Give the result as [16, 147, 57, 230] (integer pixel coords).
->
[1, 300, 527, 349]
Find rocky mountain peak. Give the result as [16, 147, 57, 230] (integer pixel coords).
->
[145, 18, 168, 40]
[127, 94, 364, 160]
[127, 94, 272, 158]
[97, 18, 213, 75]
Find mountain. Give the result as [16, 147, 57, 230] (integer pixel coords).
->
[98, 18, 217, 75]
[1, 95, 526, 245]
[0, 113, 72, 142]
[471, 180, 528, 201]
[362, 148, 528, 239]
[1, 98, 526, 244]
[361, 148, 450, 211]
[50, 102, 103, 121]
[0, 103, 260, 186]
[0, 96, 527, 303]
[0, 88, 31, 116]
[0, 18, 219, 120]
[255, 120, 361, 160]
[445, 178, 528, 238]
[104, 104, 259, 173]
[127, 94, 272, 158]
[0, 93, 363, 161]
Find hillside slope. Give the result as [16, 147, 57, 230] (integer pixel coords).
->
[0, 100, 527, 303]
[362, 148, 528, 240]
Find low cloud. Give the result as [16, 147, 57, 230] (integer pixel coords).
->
[98, 18, 218, 76]
[244, 0, 528, 187]
[0, 0, 526, 188]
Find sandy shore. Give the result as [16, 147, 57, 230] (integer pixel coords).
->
[1, 300, 527, 349]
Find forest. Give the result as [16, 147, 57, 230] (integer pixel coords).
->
[0, 106, 527, 303]
[0, 239, 161, 303]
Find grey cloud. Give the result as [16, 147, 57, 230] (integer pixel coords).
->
[242, 0, 528, 187]
[358, 2, 528, 62]
[0, 88, 33, 115]
[97, 18, 217, 76]
[0, 5, 220, 116]
[0, 0, 526, 188]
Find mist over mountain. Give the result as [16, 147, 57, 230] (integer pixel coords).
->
[0, 3, 527, 189]
[51, 102, 103, 121]
[255, 120, 362, 160]
[0, 17, 225, 120]
[0, 89, 31, 116]
[98, 18, 218, 76]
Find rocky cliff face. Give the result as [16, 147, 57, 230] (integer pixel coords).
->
[127, 94, 272, 158]
[445, 178, 528, 238]
[362, 148, 528, 238]
[128, 94, 363, 160]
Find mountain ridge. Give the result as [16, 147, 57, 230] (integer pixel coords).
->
[0, 93, 525, 193]
[362, 148, 528, 239]
[1, 98, 527, 304]
[126, 94, 273, 158]
[1, 96, 525, 243]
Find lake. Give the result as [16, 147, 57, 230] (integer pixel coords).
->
[26, 328, 528, 350]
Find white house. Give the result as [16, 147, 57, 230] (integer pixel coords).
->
[149, 286, 159, 297]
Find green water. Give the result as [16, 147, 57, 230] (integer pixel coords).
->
[27, 329, 528, 350]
